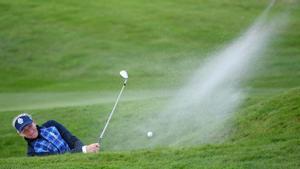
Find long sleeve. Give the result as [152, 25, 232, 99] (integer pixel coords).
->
[26, 143, 59, 156]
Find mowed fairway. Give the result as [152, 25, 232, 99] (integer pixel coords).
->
[0, 0, 299, 168]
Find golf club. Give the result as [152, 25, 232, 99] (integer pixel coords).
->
[98, 70, 128, 145]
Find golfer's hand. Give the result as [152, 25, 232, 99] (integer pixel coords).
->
[86, 143, 100, 153]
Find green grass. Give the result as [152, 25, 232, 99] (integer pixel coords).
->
[0, 0, 286, 92]
[0, 0, 299, 168]
[0, 88, 299, 168]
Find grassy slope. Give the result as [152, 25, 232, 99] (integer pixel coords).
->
[1, 0, 291, 92]
[0, 88, 299, 169]
[0, 0, 299, 168]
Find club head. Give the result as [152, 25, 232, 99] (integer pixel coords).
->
[120, 70, 128, 79]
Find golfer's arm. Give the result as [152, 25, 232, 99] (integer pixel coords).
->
[27, 151, 58, 157]
[27, 145, 59, 156]
[44, 120, 84, 153]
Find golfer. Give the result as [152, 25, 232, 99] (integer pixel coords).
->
[12, 113, 99, 156]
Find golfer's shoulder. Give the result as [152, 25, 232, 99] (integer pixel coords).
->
[42, 120, 62, 128]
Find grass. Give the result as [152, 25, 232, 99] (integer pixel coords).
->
[0, 89, 299, 168]
[0, 0, 279, 92]
[0, 0, 299, 168]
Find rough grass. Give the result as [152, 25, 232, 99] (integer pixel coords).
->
[0, 88, 299, 169]
[0, 0, 299, 168]
[2, 0, 298, 92]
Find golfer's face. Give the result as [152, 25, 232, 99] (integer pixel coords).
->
[21, 122, 38, 139]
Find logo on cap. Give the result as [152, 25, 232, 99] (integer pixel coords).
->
[17, 118, 24, 124]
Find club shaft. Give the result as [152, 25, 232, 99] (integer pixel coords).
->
[99, 79, 127, 143]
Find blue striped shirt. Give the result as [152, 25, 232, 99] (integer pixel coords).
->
[25, 120, 84, 156]
[32, 126, 70, 154]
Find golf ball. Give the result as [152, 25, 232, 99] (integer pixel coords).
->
[147, 131, 153, 138]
